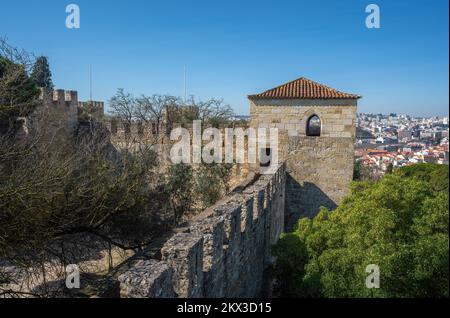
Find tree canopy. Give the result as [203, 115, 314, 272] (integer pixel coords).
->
[30, 56, 53, 89]
[0, 55, 39, 133]
[273, 163, 449, 298]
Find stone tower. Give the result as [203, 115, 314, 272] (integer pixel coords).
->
[249, 77, 360, 230]
[39, 88, 79, 133]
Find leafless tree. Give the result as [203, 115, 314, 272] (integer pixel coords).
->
[0, 104, 173, 297]
[135, 94, 181, 134]
[110, 89, 235, 130]
[0, 41, 235, 297]
[186, 96, 234, 124]
[0, 37, 35, 71]
[108, 88, 135, 127]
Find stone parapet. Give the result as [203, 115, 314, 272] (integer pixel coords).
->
[118, 164, 286, 298]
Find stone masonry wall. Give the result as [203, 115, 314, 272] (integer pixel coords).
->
[38, 88, 105, 133]
[39, 88, 79, 133]
[250, 98, 357, 230]
[118, 164, 285, 298]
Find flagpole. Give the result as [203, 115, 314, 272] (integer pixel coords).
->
[184, 65, 187, 103]
[89, 64, 93, 101]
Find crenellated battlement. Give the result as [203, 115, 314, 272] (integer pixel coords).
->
[78, 101, 105, 119]
[118, 163, 286, 298]
[39, 88, 105, 118]
[38, 88, 107, 133]
[38, 88, 78, 133]
[40, 88, 78, 106]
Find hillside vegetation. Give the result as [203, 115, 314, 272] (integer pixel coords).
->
[273, 164, 449, 298]
[0, 41, 232, 297]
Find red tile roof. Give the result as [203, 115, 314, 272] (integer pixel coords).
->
[248, 77, 361, 100]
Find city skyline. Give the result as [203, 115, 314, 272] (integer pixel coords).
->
[0, 0, 448, 117]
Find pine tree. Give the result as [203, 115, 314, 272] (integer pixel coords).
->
[0, 56, 39, 134]
[30, 56, 53, 89]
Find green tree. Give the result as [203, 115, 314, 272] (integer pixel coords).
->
[385, 162, 394, 174]
[195, 163, 232, 209]
[165, 164, 194, 224]
[353, 160, 373, 181]
[271, 233, 310, 297]
[353, 160, 362, 181]
[30, 56, 53, 89]
[273, 164, 449, 298]
[0, 56, 39, 134]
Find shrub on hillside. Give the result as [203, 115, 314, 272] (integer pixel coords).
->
[273, 164, 449, 298]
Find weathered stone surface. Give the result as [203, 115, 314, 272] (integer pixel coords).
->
[190, 216, 225, 297]
[118, 260, 174, 298]
[250, 98, 356, 230]
[214, 203, 242, 297]
[117, 164, 287, 298]
[161, 233, 204, 298]
[284, 136, 354, 229]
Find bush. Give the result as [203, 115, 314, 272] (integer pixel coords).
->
[165, 164, 194, 224]
[273, 164, 449, 298]
[194, 163, 232, 209]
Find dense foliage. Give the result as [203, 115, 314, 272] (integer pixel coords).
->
[0, 55, 39, 133]
[30, 56, 53, 89]
[273, 164, 449, 298]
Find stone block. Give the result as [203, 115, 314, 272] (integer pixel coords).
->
[161, 233, 204, 298]
[118, 260, 175, 298]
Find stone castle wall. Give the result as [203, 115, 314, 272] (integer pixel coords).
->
[38, 88, 105, 132]
[78, 101, 105, 119]
[33, 87, 356, 297]
[118, 163, 286, 298]
[104, 120, 255, 186]
[39, 88, 79, 132]
[250, 98, 357, 230]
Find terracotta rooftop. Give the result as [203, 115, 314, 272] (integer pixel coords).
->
[248, 77, 361, 100]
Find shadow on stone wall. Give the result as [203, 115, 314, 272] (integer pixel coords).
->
[285, 174, 337, 231]
[117, 164, 286, 298]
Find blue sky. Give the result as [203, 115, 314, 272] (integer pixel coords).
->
[1, 0, 448, 116]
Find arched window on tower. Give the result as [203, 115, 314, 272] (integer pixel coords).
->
[306, 115, 321, 137]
